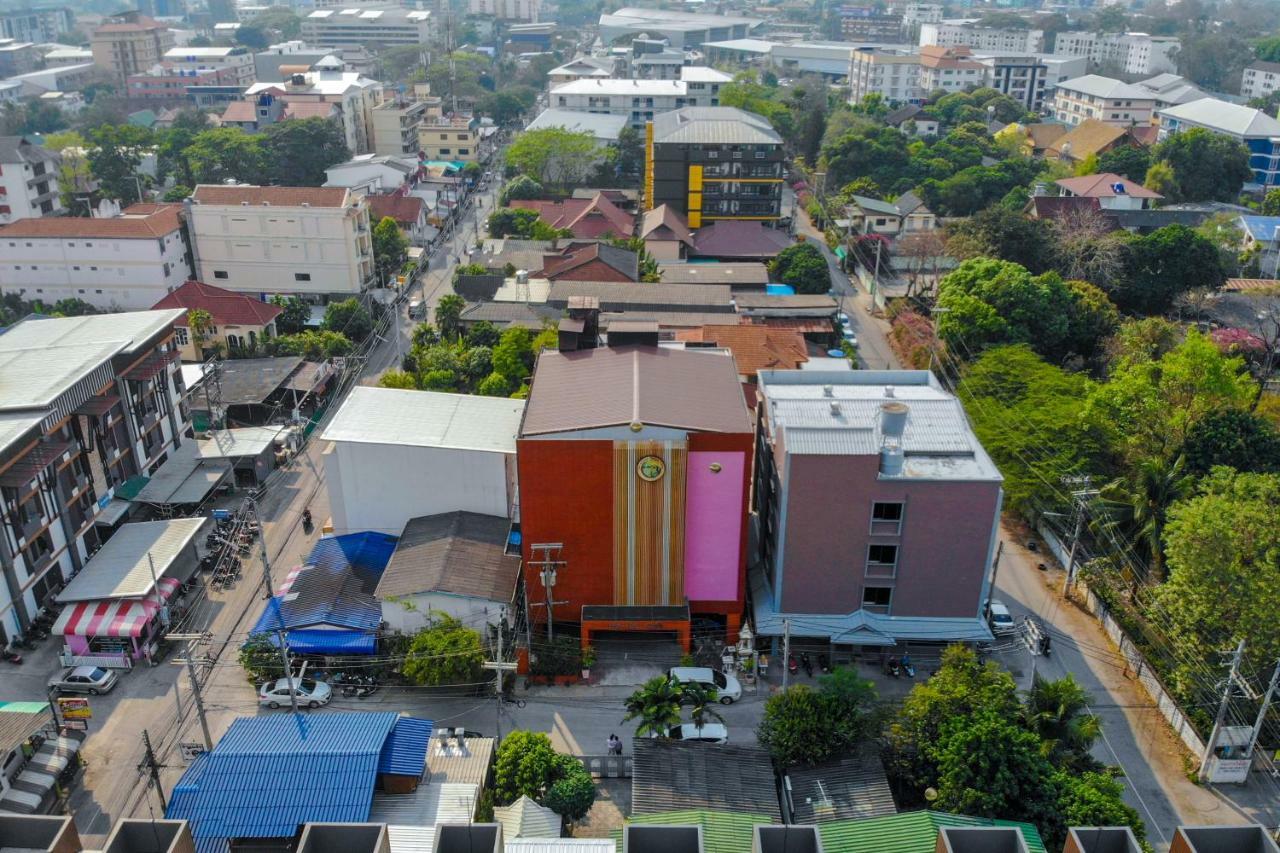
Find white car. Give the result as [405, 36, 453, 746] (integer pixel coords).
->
[259, 677, 332, 709]
[838, 312, 850, 324]
[667, 667, 742, 705]
[987, 600, 1016, 635]
[664, 723, 728, 744]
[48, 665, 119, 695]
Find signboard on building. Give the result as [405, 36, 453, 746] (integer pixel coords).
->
[57, 698, 92, 720]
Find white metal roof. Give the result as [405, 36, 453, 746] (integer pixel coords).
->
[700, 38, 776, 53]
[164, 46, 237, 58]
[426, 735, 496, 786]
[1054, 74, 1153, 100]
[387, 825, 435, 853]
[506, 842, 616, 853]
[680, 66, 733, 83]
[551, 78, 687, 96]
[196, 426, 285, 459]
[0, 411, 45, 454]
[494, 796, 562, 839]
[371, 782, 478, 826]
[133, 442, 233, 505]
[1158, 97, 1280, 137]
[56, 518, 205, 603]
[322, 388, 523, 454]
[0, 342, 125, 413]
[526, 109, 628, 141]
[0, 310, 183, 354]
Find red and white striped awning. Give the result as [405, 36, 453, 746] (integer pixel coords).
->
[53, 577, 183, 638]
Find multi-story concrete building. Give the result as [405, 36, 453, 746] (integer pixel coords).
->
[301, 7, 432, 50]
[1052, 31, 1179, 76]
[468, 0, 540, 21]
[900, 2, 943, 40]
[838, 8, 904, 42]
[550, 79, 692, 130]
[0, 204, 192, 310]
[919, 20, 1043, 54]
[371, 96, 431, 157]
[418, 116, 480, 162]
[647, 106, 784, 228]
[849, 47, 923, 105]
[1133, 72, 1205, 110]
[1241, 60, 1280, 102]
[162, 46, 256, 86]
[769, 41, 860, 78]
[918, 45, 987, 96]
[41, 46, 94, 66]
[1157, 98, 1280, 190]
[252, 41, 334, 83]
[971, 53, 1045, 111]
[243, 57, 382, 153]
[0, 136, 63, 223]
[680, 66, 730, 106]
[126, 64, 241, 101]
[0, 309, 191, 643]
[0, 39, 37, 77]
[598, 7, 763, 49]
[1052, 74, 1155, 126]
[547, 55, 617, 89]
[186, 184, 375, 298]
[0, 7, 74, 43]
[90, 12, 174, 82]
[750, 369, 1003, 651]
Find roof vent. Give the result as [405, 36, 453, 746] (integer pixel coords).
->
[829, 401, 841, 416]
[240, 200, 249, 206]
[301, 202, 310, 207]
[884, 385, 895, 397]
[822, 384, 833, 397]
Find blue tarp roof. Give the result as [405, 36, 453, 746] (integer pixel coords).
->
[377, 717, 433, 776]
[265, 628, 376, 654]
[249, 532, 396, 651]
[167, 712, 402, 853]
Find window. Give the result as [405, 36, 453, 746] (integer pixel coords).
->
[213, 270, 228, 279]
[755, 150, 766, 159]
[294, 272, 311, 281]
[439, 148, 451, 155]
[867, 544, 898, 566]
[707, 150, 718, 159]
[175, 327, 190, 346]
[862, 586, 892, 612]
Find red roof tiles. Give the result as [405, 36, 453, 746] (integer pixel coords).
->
[191, 185, 351, 208]
[0, 203, 182, 239]
[368, 193, 425, 227]
[151, 280, 283, 327]
[510, 192, 635, 240]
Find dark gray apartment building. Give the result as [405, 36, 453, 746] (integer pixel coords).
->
[645, 106, 784, 228]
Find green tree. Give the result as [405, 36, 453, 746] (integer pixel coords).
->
[544, 756, 597, 822]
[1023, 675, 1102, 772]
[1099, 454, 1192, 580]
[1097, 146, 1152, 183]
[86, 124, 154, 204]
[492, 326, 535, 379]
[945, 207, 1059, 275]
[372, 216, 410, 284]
[401, 613, 485, 685]
[504, 127, 604, 192]
[477, 91, 529, 124]
[1112, 224, 1227, 315]
[249, 6, 302, 39]
[234, 24, 268, 49]
[477, 371, 513, 397]
[379, 370, 418, 389]
[1179, 409, 1280, 475]
[494, 730, 560, 803]
[42, 131, 92, 212]
[1262, 188, 1280, 216]
[261, 118, 351, 185]
[322, 298, 373, 342]
[615, 125, 644, 177]
[769, 242, 830, 295]
[466, 320, 501, 348]
[185, 126, 266, 185]
[1155, 470, 1280, 698]
[935, 259, 1076, 362]
[162, 185, 191, 202]
[1257, 36, 1280, 63]
[622, 676, 683, 738]
[1063, 279, 1120, 362]
[271, 330, 353, 359]
[487, 207, 542, 238]
[1149, 128, 1253, 203]
[1052, 771, 1144, 843]
[188, 308, 215, 357]
[270, 294, 310, 334]
[757, 670, 879, 767]
[500, 175, 545, 204]
[434, 293, 466, 341]
[931, 710, 1054, 818]
[238, 633, 280, 684]
[680, 683, 726, 730]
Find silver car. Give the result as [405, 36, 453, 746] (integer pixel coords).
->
[259, 677, 332, 709]
[48, 665, 119, 695]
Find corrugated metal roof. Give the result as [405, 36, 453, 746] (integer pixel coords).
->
[379, 717, 434, 776]
[785, 752, 896, 823]
[250, 532, 393, 636]
[508, 841, 615, 853]
[196, 427, 285, 460]
[371, 782, 477, 825]
[495, 795, 562, 839]
[267, 628, 375, 654]
[167, 713, 399, 851]
[132, 443, 232, 505]
[0, 703, 53, 757]
[817, 810, 1046, 853]
[388, 824, 436, 853]
[56, 518, 204, 603]
[322, 387, 524, 453]
[631, 741, 781, 821]
[427, 735, 496, 787]
[619, 810, 769, 853]
[546, 281, 733, 309]
[378, 513, 520, 602]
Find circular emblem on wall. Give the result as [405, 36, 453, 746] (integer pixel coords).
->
[636, 455, 666, 482]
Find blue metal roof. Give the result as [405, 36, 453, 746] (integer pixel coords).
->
[377, 717, 433, 776]
[167, 712, 400, 853]
[1240, 215, 1280, 242]
[265, 628, 376, 654]
[248, 531, 396, 639]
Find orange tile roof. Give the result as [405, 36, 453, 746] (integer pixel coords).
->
[0, 203, 182, 239]
[151, 280, 283, 327]
[191, 185, 351, 208]
[677, 323, 808, 376]
[220, 101, 258, 123]
[282, 101, 340, 120]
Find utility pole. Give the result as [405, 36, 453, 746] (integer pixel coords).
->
[986, 541, 1003, 618]
[251, 498, 298, 715]
[1061, 477, 1099, 596]
[529, 543, 565, 641]
[171, 632, 213, 752]
[1199, 639, 1247, 782]
[482, 612, 517, 739]
[1243, 655, 1280, 772]
[140, 729, 166, 812]
[781, 618, 791, 690]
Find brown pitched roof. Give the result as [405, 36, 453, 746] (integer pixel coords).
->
[521, 345, 751, 436]
[191, 185, 350, 207]
[0, 203, 182, 239]
[639, 204, 693, 245]
[691, 221, 794, 259]
[1056, 172, 1162, 199]
[677, 324, 808, 377]
[368, 193, 425, 226]
[1047, 119, 1126, 160]
[151, 280, 283, 327]
[377, 512, 520, 601]
[282, 101, 340, 120]
[220, 101, 258, 123]
[510, 192, 635, 239]
[540, 242, 640, 281]
[1024, 123, 1068, 151]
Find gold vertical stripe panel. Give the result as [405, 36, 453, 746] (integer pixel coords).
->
[613, 442, 630, 605]
[666, 448, 687, 605]
[635, 439, 661, 605]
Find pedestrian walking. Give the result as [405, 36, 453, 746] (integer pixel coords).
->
[607, 734, 622, 755]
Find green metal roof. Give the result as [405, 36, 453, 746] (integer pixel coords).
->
[818, 810, 1047, 853]
[114, 474, 151, 501]
[616, 809, 773, 853]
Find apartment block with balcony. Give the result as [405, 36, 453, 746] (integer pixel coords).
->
[419, 116, 480, 162]
[1241, 60, 1280, 101]
[1052, 74, 1155, 126]
[126, 64, 241, 101]
[0, 309, 190, 645]
[0, 204, 191, 310]
[1052, 31, 1180, 75]
[0, 6, 74, 43]
[0, 136, 63, 223]
[972, 52, 1047, 110]
[242, 57, 382, 154]
[550, 78, 692, 130]
[918, 45, 987, 96]
[90, 12, 174, 82]
[186, 184, 375, 298]
[849, 47, 923, 106]
[301, 7, 432, 50]
[372, 96, 430, 157]
[162, 46, 256, 86]
[647, 106, 784, 228]
[919, 20, 1043, 53]
[750, 369, 1003, 653]
[838, 9, 905, 42]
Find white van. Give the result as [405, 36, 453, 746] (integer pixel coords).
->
[667, 666, 742, 705]
[408, 299, 425, 320]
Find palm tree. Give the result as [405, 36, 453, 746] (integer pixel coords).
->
[1024, 674, 1102, 772]
[622, 676, 683, 738]
[1100, 454, 1190, 581]
[681, 683, 726, 731]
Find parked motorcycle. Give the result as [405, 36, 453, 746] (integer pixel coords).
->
[799, 651, 813, 677]
[817, 653, 830, 674]
[901, 653, 915, 678]
[1, 647, 22, 664]
[302, 508, 313, 532]
[886, 657, 902, 678]
[787, 654, 799, 676]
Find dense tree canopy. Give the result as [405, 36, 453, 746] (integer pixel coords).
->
[504, 128, 605, 192]
[1147, 128, 1253, 203]
[768, 242, 830, 294]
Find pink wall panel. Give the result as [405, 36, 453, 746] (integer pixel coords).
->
[683, 451, 744, 601]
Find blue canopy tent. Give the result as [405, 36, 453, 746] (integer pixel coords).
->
[249, 532, 396, 655]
